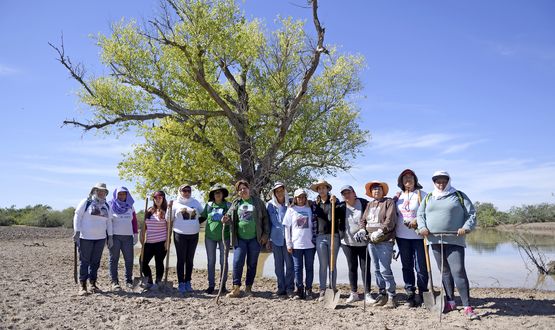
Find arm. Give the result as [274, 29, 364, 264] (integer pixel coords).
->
[416, 198, 428, 236]
[199, 204, 209, 224]
[106, 209, 114, 236]
[73, 199, 86, 233]
[259, 199, 270, 244]
[131, 208, 138, 234]
[460, 192, 477, 233]
[283, 209, 293, 250]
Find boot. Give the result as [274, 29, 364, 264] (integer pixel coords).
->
[372, 293, 388, 307]
[78, 281, 88, 296]
[414, 292, 423, 307]
[406, 291, 416, 308]
[89, 280, 99, 293]
[227, 285, 241, 298]
[245, 285, 253, 297]
[385, 295, 397, 309]
[305, 288, 313, 301]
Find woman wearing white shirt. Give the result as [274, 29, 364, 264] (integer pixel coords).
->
[172, 184, 204, 294]
[283, 188, 316, 300]
[394, 169, 428, 307]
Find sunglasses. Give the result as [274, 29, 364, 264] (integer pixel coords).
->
[181, 189, 192, 193]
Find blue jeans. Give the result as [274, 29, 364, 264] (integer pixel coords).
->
[396, 238, 428, 293]
[368, 241, 396, 296]
[108, 235, 134, 283]
[79, 238, 105, 282]
[292, 248, 316, 290]
[206, 237, 230, 288]
[272, 243, 294, 293]
[232, 238, 261, 286]
[316, 234, 340, 290]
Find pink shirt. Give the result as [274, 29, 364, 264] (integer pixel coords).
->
[145, 213, 167, 243]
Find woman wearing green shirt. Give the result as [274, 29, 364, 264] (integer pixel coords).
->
[223, 180, 270, 298]
[201, 184, 231, 294]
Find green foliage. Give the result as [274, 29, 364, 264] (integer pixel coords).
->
[59, 0, 368, 197]
[0, 205, 75, 228]
[475, 201, 555, 227]
[475, 201, 508, 227]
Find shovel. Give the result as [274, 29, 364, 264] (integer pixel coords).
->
[422, 237, 442, 314]
[132, 196, 149, 291]
[215, 222, 229, 305]
[324, 197, 341, 309]
[159, 201, 174, 292]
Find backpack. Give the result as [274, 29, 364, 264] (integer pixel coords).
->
[84, 199, 110, 212]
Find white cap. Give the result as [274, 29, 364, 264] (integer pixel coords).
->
[293, 188, 307, 198]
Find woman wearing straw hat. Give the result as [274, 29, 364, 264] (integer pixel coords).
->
[356, 181, 398, 308]
[394, 169, 429, 307]
[283, 188, 316, 300]
[172, 184, 204, 294]
[73, 183, 114, 295]
[310, 179, 341, 302]
[108, 186, 138, 290]
[266, 181, 295, 298]
[223, 179, 270, 298]
[200, 184, 231, 294]
[417, 171, 479, 320]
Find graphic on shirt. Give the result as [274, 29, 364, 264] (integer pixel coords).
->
[295, 211, 310, 229]
[238, 203, 254, 222]
[90, 203, 109, 218]
[366, 206, 380, 225]
[211, 208, 224, 221]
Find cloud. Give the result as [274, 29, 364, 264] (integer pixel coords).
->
[24, 163, 118, 176]
[59, 138, 136, 159]
[0, 64, 18, 75]
[369, 131, 457, 151]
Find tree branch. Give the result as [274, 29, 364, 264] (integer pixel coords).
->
[63, 113, 173, 130]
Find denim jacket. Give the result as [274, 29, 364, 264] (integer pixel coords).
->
[267, 201, 288, 247]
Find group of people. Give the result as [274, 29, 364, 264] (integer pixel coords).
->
[72, 169, 479, 320]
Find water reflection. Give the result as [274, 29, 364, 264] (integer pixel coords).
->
[134, 228, 555, 291]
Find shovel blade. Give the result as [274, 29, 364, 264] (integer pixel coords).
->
[324, 288, 341, 309]
[423, 290, 443, 313]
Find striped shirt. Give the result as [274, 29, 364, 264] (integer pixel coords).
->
[145, 213, 167, 243]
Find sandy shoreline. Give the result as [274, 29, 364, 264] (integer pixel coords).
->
[1, 226, 554, 329]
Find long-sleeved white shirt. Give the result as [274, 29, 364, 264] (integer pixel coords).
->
[112, 207, 135, 236]
[172, 197, 203, 235]
[283, 205, 314, 250]
[73, 198, 113, 240]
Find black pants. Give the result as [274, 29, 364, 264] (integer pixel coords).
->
[174, 232, 199, 283]
[142, 241, 166, 283]
[342, 244, 371, 293]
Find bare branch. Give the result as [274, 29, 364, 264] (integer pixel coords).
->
[49, 36, 95, 97]
[63, 113, 173, 130]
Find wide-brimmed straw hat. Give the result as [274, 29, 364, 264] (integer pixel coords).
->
[310, 179, 332, 192]
[208, 184, 229, 201]
[90, 182, 109, 195]
[397, 169, 423, 190]
[267, 181, 286, 200]
[364, 181, 389, 197]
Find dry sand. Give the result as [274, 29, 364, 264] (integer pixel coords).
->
[0, 226, 554, 329]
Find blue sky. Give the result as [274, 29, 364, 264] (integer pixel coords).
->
[1, 0, 554, 211]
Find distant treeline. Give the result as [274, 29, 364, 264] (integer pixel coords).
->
[475, 202, 555, 227]
[1, 202, 553, 228]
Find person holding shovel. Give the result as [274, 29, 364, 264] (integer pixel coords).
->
[172, 184, 204, 294]
[200, 184, 231, 294]
[356, 181, 398, 308]
[73, 183, 114, 295]
[283, 188, 317, 300]
[394, 169, 429, 307]
[310, 179, 341, 302]
[337, 185, 372, 304]
[108, 186, 138, 290]
[417, 170, 479, 320]
[141, 190, 169, 290]
[223, 180, 270, 298]
[266, 181, 295, 298]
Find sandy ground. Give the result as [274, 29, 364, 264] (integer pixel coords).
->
[0, 226, 554, 330]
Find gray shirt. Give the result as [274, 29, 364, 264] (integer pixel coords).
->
[341, 199, 365, 247]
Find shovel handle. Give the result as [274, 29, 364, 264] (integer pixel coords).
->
[330, 197, 336, 270]
[430, 231, 458, 235]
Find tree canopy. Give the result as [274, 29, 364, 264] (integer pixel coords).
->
[52, 0, 368, 198]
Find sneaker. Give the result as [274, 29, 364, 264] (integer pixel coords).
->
[178, 282, 187, 294]
[346, 292, 360, 303]
[287, 291, 296, 299]
[406, 291, 416, 307]
[111, 282, 121, 291]
[372, 294, 388, 307]
[184, 281, 194, 293]
[125, 281, 134, 289]
[78, 281, 88, 296]
[89, 280, 100, 293]
[414, 292, 423, 306]
[444, 300, 457, 313]
[318, 291, 326, 302]
[245, 285, 253, 297]
[365, 293, 377, 304]
[293, 289, 305, 300]
[220, 286, 229, 294]
[464, 306, 480, 320]
[305, 289, 313, 300]
[205, 287, 215, 294]
[273, 290, 287, 297]
[384, 295, 397, 309]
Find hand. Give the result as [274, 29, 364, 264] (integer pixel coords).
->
[265, 241, 272, 251]
[408, 220, 418, 229]
[287, 248, 293, 254]
[222, 214, 230, 223]
[133, 233, 138, 245]
[260, 235, 269, 246]
[165, 240, 170, 251]
[457, 228, 467, 236]
[370, 229, 384, 243]
[419, 228, 429, 237]
[168, 200, 173, 207]
[107, 236, 114, 249]
[354, 229, 367, 243]
[330, 195, 337, 204]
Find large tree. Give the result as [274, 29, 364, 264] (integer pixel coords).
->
[52, 0, 367, 197]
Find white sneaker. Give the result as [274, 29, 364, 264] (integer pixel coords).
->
[346, 292, 360, 303]
[365, 293, 377, 304]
